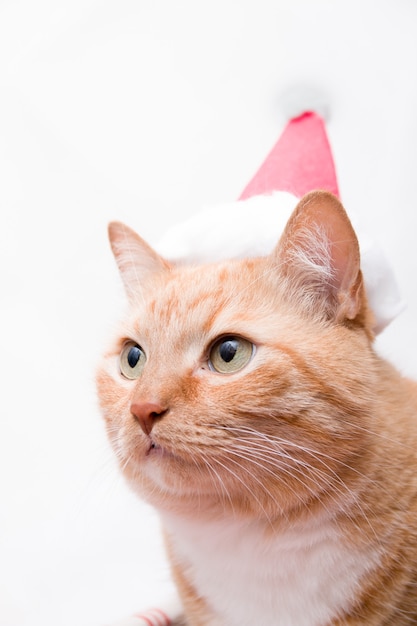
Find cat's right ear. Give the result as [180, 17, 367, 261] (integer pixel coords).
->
[273, 191, 365, 326]
[108, 221, 171, 301]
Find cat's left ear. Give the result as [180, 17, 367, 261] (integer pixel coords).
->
[108, 221, 171, 302]
[275, 191, 365, 325]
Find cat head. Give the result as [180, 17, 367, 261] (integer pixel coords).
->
[97, 191, 376, 521]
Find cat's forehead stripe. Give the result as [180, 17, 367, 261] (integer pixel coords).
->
[148, 262, 255, 329]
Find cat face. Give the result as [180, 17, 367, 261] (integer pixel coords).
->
[97, 191, 376, 521]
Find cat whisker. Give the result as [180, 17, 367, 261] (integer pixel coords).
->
[216, 444, 312, 515]
[229, 443, 372, 531]
[209, 454, 279, 526]
[198, 451, 237, 514]
[217, 440, 345, 522]
[216, 423, 372, 484]
[341, 418, 417, 453]
[210, 424, 379, 541]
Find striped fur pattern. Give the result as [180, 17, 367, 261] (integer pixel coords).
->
[97, 191, 417, 625]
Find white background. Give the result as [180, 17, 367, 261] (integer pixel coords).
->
[1, 1, 417, 625]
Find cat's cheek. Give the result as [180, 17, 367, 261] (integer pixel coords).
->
[100, 403, 151, 468]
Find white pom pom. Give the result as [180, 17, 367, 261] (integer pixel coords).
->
[278, 83, 331, 121]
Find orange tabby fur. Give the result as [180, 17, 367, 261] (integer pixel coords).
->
[97, 191, 417, 625]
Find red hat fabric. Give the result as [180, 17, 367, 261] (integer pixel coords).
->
[239, 111, 339, 200]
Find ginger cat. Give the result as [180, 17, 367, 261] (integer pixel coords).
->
[97, 191, 417, 625]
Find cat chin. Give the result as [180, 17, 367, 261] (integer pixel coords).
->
[124, 453, 231, 512]
[122, 445, 196, 494]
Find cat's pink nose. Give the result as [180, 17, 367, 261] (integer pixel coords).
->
[130, 401, 168, 435]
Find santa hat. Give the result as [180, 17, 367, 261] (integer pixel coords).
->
[239, 111, 339, 200]
[156, 110, 404, 334]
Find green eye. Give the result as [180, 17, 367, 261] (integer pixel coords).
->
[208, 336, 254, 374]
[120, 342, 146, 379]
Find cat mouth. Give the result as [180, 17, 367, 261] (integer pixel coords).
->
[146, 439, 174, 459]
[146, 440, 160, 456]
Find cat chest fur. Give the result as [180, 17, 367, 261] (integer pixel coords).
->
[162, 513, 378, 626]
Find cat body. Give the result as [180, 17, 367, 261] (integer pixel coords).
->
[97, 191, 417, 625]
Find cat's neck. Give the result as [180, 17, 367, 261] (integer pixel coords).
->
[162, 510, 379, 626]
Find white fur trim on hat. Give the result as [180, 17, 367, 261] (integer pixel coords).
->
[156, 192, 405, 335]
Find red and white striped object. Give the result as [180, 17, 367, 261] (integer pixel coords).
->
[107, 602, 180, 626]
[132, 607, 171, 625]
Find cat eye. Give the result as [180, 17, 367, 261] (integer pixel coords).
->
[208, 336, 254, 374]
[119, 342, 147, 379]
